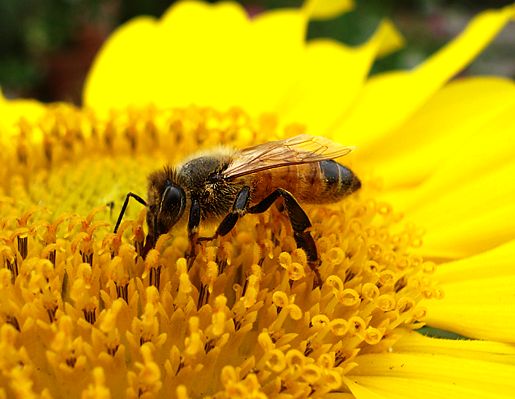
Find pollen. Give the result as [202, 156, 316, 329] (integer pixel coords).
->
[0, 104, 440, 398]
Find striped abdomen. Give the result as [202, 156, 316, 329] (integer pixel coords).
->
[247, 160, 361, 205]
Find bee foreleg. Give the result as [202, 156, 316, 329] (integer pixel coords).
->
[248, 189, 322, 287]
[186, 198, 201, 270]
[114, 192, 147, 233]
[198, 186, 251, 242]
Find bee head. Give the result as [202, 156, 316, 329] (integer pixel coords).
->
[158, 181, 186, 231]
[148, 181, 186, 240]
[146, 168, 186, 246]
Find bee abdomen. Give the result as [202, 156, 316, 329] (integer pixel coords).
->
[316, 160, 361, 202]
[247, 161, 360, 205]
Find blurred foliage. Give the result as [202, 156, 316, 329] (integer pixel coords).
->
[0, 0, 513, 104]
[307, 0, 514, 76]
[0, 1, 98, 92]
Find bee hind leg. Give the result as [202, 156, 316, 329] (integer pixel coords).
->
[248, 188, 322, 288]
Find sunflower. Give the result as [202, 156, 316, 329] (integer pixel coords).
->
[1, 1, 514, 398]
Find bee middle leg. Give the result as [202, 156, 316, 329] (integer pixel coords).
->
[186, 198, 201, 269]
[197, 186, 251, 242]
[248, 188, 322, 287]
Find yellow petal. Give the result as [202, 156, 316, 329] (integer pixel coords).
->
[154, 1, 251, 110]
[410, 163, 515, 259]
[325, 393, 356, 399]
[82, 15, 161, 113]
[304, 0, 354, 20]
[432, 240, 515, 284]
[84, 2, 308, 116]
[422, 241, 515, 342]
[394, 331, 515, 364]
[346, 332, 515, 398]
[84, 2, 251, 113]
[398, 163, 515, 259]
[416, 5, 515, 83]
[245, 9, 307, 114]
[374, 20, 405, 58]
[342, 378, 388, 399]
[358, 77, 515, 191]
[337, 5, 515, 148]
[0, 91, 46, 139]
[369, 78, 515, 260]
[425, 275, 515, 343]
[282, 20, 403, 135]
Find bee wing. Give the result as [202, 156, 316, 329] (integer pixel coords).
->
[224, 135, 354, 179]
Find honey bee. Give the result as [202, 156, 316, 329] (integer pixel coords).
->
[114, 135, 360, 282]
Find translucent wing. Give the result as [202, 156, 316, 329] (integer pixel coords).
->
[224, 135, 354, 179]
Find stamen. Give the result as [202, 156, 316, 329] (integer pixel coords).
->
[0, 105, 441, 397]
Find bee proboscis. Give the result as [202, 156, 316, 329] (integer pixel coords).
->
[115, 135, 361, 285]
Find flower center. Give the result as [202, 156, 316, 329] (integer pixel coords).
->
[0, 105, 438, 398]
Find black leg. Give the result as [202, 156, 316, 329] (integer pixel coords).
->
[186, 198, 201, 269]
[142, 212, 159, 258]
[114, 192, 147, 233]
[248, 188, 321, 286]
[198, 186, 251, 242]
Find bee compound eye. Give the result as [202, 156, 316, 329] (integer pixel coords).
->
[162, 185, 181, 210]
[161, 185, 186, 223]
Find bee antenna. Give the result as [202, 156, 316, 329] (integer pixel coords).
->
[114, 192, 147, 233]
